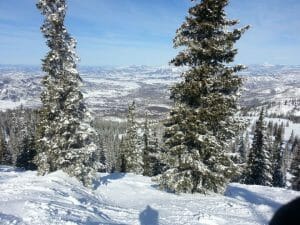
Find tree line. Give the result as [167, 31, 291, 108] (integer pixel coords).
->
[0, 105, 299, 191]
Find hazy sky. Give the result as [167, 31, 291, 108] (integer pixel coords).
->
[0, 0, 299, 66]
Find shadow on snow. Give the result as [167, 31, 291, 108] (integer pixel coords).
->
[94, 173, 126, 189]
[225, 184, 281, 224]
[139, 205, 159, 225]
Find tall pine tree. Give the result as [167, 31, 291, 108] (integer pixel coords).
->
[0, 127, 9, 165]
[271, 124, 286, 187]
[121, 102, 143, 174]
[237, 132, 248, 164]
[142, 115, 162, 177]
[35, 0, 98, 186]
[244, 109, 272, 186]
[290, 137, 300, 191]
[16, 134, 37, 170]
[158, 0, 249, 193]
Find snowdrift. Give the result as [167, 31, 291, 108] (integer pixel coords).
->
[0, 166, 299, 225]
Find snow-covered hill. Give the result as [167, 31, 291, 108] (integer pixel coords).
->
[0, 166, 299, 225]
[0, 65, 299, 119]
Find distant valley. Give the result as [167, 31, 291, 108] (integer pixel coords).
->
[0, 64, 299, 120]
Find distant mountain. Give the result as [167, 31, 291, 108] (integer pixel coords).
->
[239, 64, 300, 76]
[0, 65, 299, 119]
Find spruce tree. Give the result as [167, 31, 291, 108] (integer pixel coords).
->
[0, 127, 11, 165]
[142, 115, 162, 177]
[288, 130, 295, 148]
[267, 121, 274, 136]
[273, 123, 279, 137]
[35, 0, 98, 186]
[117, 137, 126, 172]
[142, 115, 151, 176]
[290, 137, 300, 191]
[158, 0, 249, 193]
[0, 128, 8, 164]
[16, 134, 37, 170]
[237, 133, 248, 164]
[244, 109, 272, 186]
[98, 140, 107, 172]
[272, 124, 286, 187]
[118, 138, 127, 173]
[291, 136, 299, 154]
[122, 102, 143, 174]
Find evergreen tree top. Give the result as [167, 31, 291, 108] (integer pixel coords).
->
[37, 0, 81, 83]
[127, 101, 136, 126]
[172, 0, 249, 68]
[257, 108, 265, 127]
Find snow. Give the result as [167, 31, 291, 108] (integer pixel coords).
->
[267, 103, 300, 117]
[264, 118, 300, 140]
[102, 116, 126, 123]
[0, 100, 26, 110]
[245, 116, 300, 140]
[0, 166, 299, 225]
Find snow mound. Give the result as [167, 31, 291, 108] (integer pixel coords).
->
[0, 166, 299, 225]
[0, 167, 122, 225]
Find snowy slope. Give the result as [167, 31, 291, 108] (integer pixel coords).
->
[0, 166, 120, 225]
[245, 117, 300, 140]
[0, 166, 299, 225]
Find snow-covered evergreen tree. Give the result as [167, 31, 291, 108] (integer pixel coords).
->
[0, 108, 38, 167]
[271, 124, 286, 187]
[142, 115, 162, 177]
[237, 132, 248, 164]
[230, 132, 249, 183]
[290, 137, 300, 191]
[158, 0, 249, 193]
[98, 139, 107, 172]
[273, 122, 279, 137]
[16, 134, 37, 170]
[35, 0, 98, 186]
[288, 130, 295, 147]
[117, 137, 127, 173]
[121, 102, 143, 174]
[0, 128, 9, 165]
[244, 109, 272, 186]
[93, 119, 126, 173]
[267, 121, 274, 136]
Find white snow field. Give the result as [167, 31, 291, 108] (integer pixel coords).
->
[0, 166, 299, 225]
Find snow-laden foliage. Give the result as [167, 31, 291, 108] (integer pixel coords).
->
[0, 108, 37, 167]
[271, 124, 286, 187]
[0, 127, 9, 165]
[142, 115, 163, 177]
[244, 109, 273, 186]
[35, 0, 99, 186]
[237, 132, 249, 164]
[158, 0, 249, 194]
[120, 102, 143, 174]
[290, 137, 300, 190]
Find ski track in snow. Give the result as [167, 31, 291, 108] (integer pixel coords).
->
[0, 166, 299, 225]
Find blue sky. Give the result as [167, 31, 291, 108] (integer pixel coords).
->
[0, 0, 299, 66]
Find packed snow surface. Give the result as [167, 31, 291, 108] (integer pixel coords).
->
[0, 166, 299, 225]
